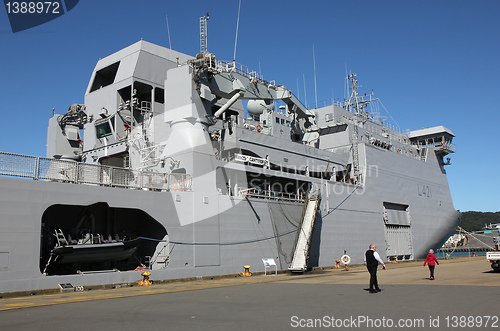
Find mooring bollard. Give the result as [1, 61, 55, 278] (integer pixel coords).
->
[139, 271, 152, 286]
[242, 265, 251, 276]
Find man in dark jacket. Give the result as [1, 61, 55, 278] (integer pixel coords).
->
[364, 244, 386, 293]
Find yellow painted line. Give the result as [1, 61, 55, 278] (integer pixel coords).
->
[0, 276, 295, 311]
[1, 258, 497, 311]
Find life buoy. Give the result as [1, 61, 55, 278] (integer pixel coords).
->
[340, 254, 351, 265]
[256, 124, 262, 132]
[397, 149, 401, 154]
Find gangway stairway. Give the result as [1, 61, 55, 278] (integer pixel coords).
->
[288, 193, 321, 272]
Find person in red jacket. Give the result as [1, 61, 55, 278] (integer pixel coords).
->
[424, 249, 439, 280]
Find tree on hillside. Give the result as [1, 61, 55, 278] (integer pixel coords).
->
[459, 211, 500, 232]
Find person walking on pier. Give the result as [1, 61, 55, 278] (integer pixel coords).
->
[424, 249, 439, 280]
[364, 244, 386, 293]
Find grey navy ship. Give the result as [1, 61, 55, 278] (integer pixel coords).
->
[0, 16, 460, 293]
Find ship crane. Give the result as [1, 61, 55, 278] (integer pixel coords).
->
[190, 54, 320, 146]
[57, 103, 88, 131]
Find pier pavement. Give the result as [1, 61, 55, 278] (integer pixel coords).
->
[0, 257, 498, 330]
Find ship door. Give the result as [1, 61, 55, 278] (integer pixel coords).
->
[383, 202, 413, 261]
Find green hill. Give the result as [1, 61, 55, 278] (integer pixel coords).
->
[459, 211, 500, 232]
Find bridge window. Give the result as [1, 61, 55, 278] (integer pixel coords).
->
[155, 87, 164, 104]
[90, 61, 120, 92]
[95, 118, 114, 138]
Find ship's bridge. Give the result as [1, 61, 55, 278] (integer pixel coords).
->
[408, 126, 456, 155]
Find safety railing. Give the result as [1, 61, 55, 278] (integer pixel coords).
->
[238, 187, 304, 202]
[432, 141, 456, 153]
[168, 173, 193, 192]
[0, 151, 192, 192]
[0, 152, 38, 178]
[205, 56, 264, 82]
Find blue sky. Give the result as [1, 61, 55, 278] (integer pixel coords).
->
[0, 0, 498, 212]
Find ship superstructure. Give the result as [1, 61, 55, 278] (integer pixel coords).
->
[0, 18, 460, 293]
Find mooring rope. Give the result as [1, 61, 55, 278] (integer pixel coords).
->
[457, 226, 495, 250]
[323, 184, 360, 218]
[139, 228, 297, 246]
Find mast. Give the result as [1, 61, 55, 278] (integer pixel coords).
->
[200, 13, 209, 54]
[344, 73, 376, 116]
[343, 73, 377, 186]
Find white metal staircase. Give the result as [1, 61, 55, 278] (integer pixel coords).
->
[289, 194, 321, 272]
[420, 147, 428, 162]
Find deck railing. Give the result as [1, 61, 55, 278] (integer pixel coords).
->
[238, 187, 304, 202]
[205, 56, 264, 82]
[0, 151, 192, 192]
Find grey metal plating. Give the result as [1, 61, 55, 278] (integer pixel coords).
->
[0, 32, 459, 292]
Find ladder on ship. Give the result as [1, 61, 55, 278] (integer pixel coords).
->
[200, 14, 208, 54]
[351, 123, 361, 185]
[419, 147, 428, 162]
[289, 193, 321, 272]
[54, 229, 68, 246]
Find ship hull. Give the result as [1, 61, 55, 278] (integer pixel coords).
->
[0, 143, 459, 293]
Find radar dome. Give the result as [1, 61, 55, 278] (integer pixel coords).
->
[247, 100, 274, 116]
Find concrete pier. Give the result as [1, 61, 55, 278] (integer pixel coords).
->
[0, 257, 498, 330]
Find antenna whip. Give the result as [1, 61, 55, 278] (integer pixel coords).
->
[233, 0, 242, 62]
[166, 14, 172, 49]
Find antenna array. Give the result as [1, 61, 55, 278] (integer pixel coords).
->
[200, 13, 209, 54]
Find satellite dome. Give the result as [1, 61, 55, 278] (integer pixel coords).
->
[247, 100, 274, 116]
